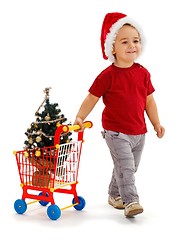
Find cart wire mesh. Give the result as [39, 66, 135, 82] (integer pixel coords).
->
[15, 140, 83, 189]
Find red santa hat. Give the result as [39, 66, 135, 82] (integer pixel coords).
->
[101, 12, 143, 62]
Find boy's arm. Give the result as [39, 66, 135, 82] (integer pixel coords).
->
[145, 94, 165, 138]
[74, 93, 100, 130]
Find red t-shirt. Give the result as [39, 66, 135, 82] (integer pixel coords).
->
[89, 63, 155, 135]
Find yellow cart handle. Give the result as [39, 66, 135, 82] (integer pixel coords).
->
[54, 121, 93, 145]
[62, 121, 93, 133]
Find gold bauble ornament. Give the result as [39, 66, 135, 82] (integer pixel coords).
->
[45, 114, 51, 121]
[24, 151, 29, 157]
[35, 150, 41, 157]
[56, 122, 61, 127]
[36, 136, 42, 142]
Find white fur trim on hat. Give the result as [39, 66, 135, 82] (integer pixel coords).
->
[104, 17, 143, 62]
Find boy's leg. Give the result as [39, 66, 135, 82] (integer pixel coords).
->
[104, 130, 145, 205]
[108, 169, 120, 196]
[133, 135, 145, 172]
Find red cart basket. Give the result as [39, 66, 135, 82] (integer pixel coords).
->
[13, 121, 93, 220]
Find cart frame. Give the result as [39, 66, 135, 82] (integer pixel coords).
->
[13, 121, 92, 220]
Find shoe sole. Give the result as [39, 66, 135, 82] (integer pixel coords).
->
[125, 208, 143, 218]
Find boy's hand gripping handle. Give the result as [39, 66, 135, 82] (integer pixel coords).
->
[54, 121, 93, 146]
[62, 121, 93, 133]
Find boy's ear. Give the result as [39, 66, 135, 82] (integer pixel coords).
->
[112, 47, 115, 55]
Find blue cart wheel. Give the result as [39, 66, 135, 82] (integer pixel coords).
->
[14, 199, 27, 214]
[47, 204, 61, 220]
[72, 196, 86, 211]
[39, 192, 49, 206]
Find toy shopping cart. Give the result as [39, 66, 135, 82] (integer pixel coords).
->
[13, 121, 93, 220]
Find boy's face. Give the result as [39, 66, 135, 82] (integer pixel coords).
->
[112, 25, 142, 65]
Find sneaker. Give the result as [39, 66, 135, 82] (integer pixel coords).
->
[108, 196, 125, 209]
[124, 202, 143, 217]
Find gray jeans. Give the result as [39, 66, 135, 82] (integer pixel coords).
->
[102, 130, 145, 205]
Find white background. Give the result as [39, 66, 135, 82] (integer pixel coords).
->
[0, 0, 191, 239]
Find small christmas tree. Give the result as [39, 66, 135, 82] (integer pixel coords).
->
[24, 87, 72, 153]
[23, 87, 72, 187]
